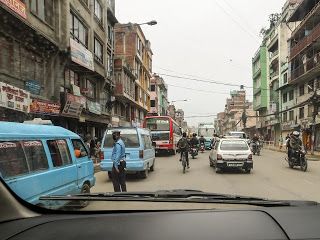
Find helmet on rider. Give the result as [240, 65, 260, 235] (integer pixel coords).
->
[201, 135, 204, 138]
[192, 133, 197, 137]
[293, 131, 300, 137]
[182, 132, 187, 137]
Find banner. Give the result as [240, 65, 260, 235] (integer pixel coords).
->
[0, 0, 27, 19]
[70, 38, 94, 71]
[30, 99, 60, 115]
[87, 100, 101, 115]
[61, 93, 86, 117]
[0, 82, 30, 113]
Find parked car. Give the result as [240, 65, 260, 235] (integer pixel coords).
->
[100, 127, 155, 179]
[209, 138, 253, 173]
[0, 122, 95, 208]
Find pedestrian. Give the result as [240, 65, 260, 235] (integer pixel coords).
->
[111, 130, 127, 192]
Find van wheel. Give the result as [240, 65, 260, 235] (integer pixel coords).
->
[150, 160, 155, 172]
[140, 165, 149, 179]
[77, 183, 90, 208]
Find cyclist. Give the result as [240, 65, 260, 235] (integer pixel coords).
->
[177, 132, 190, 169]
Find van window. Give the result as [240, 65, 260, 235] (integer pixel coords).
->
[47, 140, 72, 167]
[72, 139, 88, 158]
[142, 135, 152, 149]
[0, 141, 28, 178]
[23, 141, 48, 172]
[103, 129, 139, 148]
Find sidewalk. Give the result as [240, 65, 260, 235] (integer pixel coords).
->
[264, 146, 320, 161]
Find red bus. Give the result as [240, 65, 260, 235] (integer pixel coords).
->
[144, 116, 182, 155]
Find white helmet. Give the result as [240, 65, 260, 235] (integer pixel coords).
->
[293, 131, 300, 137]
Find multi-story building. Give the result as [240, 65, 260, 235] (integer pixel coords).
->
[175, 109, 184, 127]
[167, 104, 176, 120]
[0, 0, 117, 140]
[149, 74, 168, 116]
[114, 23, 152, 127]
[287, 0, 320, 150]
[252, 46, 268, 135]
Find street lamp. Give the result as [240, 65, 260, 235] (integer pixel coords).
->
[136, 20, 157, 26]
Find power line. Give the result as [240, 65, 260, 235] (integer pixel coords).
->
[213, 0, 260, 43]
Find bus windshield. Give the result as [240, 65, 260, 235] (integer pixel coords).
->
[146, 118, 170, 131]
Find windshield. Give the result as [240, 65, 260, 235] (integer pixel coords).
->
[103, 129, 139, 148]
[1, 0, 319, 213]
[146, 118, 170, 131]
[220, 141, 249, 151]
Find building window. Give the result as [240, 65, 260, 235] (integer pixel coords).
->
[299, 85, 305, 96]
[283, 72, 288, 84]
[299, 107, 304, 119]
[86, 79, 96, 99]
[94, 0, 103, 22]
[308, 80, 314, 93]
[150, 85, 155, 92]
[289, 110, 294, 121]
[47, 140, 72, 167]
[30, 0, 53, 25]
[107, 53, 113, 77]
[65, 69, 80, 87]
[108, 25, 114, 45]
[94, 37, 103, 63]
[283, 112, 287, 122]
[282, 92, 287, 103]
[70, 12, 88, 47]
[150, 100, 156, 107]
[289, 90, 294, 101]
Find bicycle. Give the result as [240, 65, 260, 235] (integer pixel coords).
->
[181, 151, 187, 173]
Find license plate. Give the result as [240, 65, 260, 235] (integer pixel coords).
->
[227, 162, 244, 167]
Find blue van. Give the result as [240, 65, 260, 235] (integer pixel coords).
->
[100, 127, 156, 179]
[0, 122, 95, 208]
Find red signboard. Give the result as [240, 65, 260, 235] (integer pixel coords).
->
[0, 0, 27, 19]
[30, 99, 61, 115]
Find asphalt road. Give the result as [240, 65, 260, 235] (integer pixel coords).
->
[92, 149, 320, 202]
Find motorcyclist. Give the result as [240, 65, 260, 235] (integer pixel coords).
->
[189, 133, 199, 147]
[177, 132, 190, 168]
[251, 133, 260, 151]
[199, 135, 206, 148]
[287, 131, 303, 160]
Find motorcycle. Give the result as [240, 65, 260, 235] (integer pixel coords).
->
[288, 149, 308, 172]
[199, 143, 205, 153]
[190, 146, 198, 159]
[251, 141, 260, 156]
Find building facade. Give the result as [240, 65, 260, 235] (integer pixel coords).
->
[0, 0, 117, 140]
[114, 23, 152, 127]
[149, 74, 168, 116]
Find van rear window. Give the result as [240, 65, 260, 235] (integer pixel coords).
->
[103, 129, 139, 148]
[0, 141, 48, 179]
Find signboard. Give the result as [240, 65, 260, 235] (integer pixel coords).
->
[0, 82, 30, 113]
[25, 80, 41, 95]
[71, 84, 81, 96]
[0, 0, 27, 19]
[30, 99, 60, 115]
[61, 93, 86, 117]
[87, 100, 101, 115]
[70, 38, 94, 71]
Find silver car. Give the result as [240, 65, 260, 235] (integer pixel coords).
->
[209, 138, 253, 173]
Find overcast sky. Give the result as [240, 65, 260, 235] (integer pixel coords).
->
[115, 0, 286, 126]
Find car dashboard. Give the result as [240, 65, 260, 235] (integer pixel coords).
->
[1, 205, 320, 240]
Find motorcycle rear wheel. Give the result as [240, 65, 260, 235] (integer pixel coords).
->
[300, 159, 308, 172]
[288, 159, 294, 169]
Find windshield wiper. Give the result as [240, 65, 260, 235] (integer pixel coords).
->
[39, 189, 316, 207]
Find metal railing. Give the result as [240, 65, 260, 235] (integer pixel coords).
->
[290, 52, 320, 82]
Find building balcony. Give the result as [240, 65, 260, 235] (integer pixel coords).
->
[114, 83, 135, 103]
[290, 52, 320, 84]
[269, 50, 279, 63]
[252, 68, 261, 79]
[290, 22, 320, 60]
[253, 87, 261, 95]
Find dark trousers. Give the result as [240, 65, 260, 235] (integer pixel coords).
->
[112, 166, 127, 192]
[180, 149, 189, 166]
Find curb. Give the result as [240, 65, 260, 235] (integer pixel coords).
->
[264, 148, 320, 161]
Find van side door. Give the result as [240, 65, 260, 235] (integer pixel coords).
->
[71, 139, 94, 188]
[46, 139, 78, 195]
[142, 134, 154, 166]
